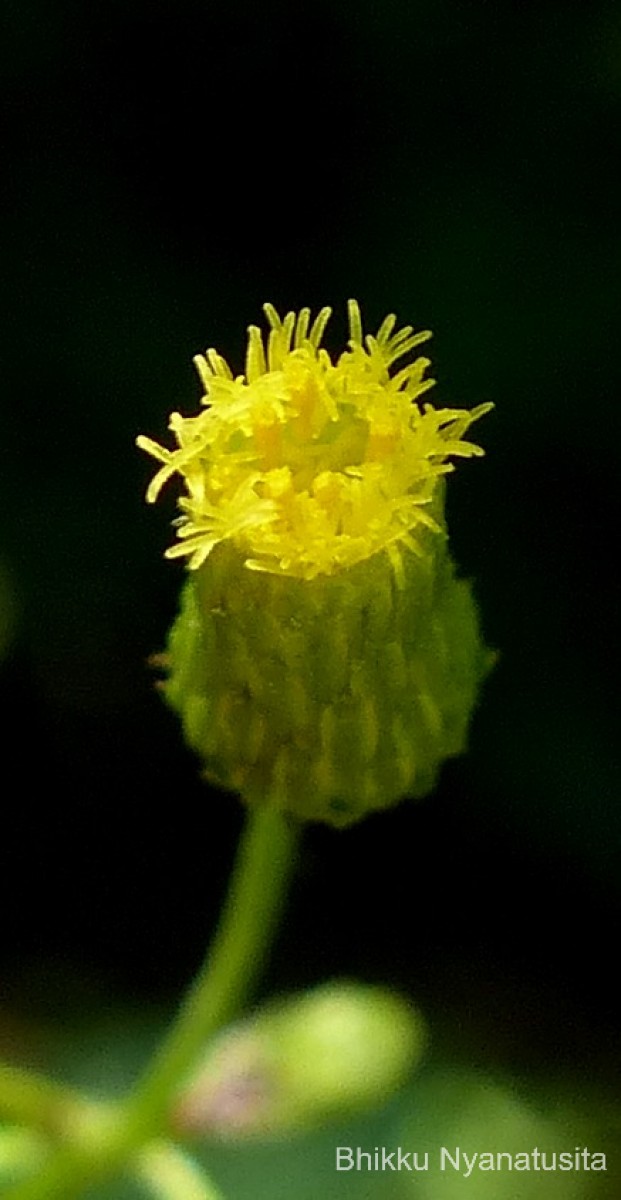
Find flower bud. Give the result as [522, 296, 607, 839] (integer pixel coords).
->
[138, 303, 493, 825]
[174, 982, 426, 1140]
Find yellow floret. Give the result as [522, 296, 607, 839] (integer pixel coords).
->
[137, 302, 492, 580]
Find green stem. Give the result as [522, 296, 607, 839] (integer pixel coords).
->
[3, 804, 300, 1200]
[123, 802, 299, 1137]
[0, 1065, 93, 1138]
[0, 1127, 48, 1181]
[136, 1141, 225, 1200]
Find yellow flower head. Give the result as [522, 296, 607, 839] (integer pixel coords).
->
[138, 303, 493, 825]
[137, 302, 492, 581]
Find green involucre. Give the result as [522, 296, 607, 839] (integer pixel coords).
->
[163, 528, 491, 827]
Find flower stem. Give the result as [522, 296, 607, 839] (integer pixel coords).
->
[122, 802, 299, 1137]
[0, 1065, 91, 1137]
[0, 1127, 48, 1180]
[2, 803, 300, 1200]
[136, 1141, 226, 1200]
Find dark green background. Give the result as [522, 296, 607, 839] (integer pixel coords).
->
[1, 0, 619, 1116]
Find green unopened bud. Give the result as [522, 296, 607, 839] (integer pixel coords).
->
[139, 303, 493, 825]
[174, 982, 426, 1140]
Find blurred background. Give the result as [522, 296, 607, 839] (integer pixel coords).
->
[1, 0, 620, 1194]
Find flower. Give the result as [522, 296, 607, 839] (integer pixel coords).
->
[137, 302, 492, 582]
[138, 303, 493, 826]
